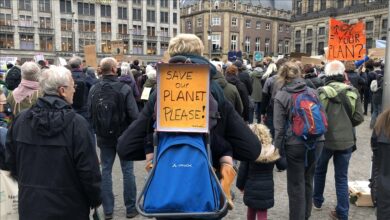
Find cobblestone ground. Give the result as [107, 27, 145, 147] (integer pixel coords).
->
[99, 114, 376, 220]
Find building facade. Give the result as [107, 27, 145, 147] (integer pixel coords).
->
[291, 0, 388, 56]
[180, 0, 291, 61]
[0, 0, 180, 63]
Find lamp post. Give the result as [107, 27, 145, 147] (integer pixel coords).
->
[71, 12, 75, 54]
[209, 0, 212, 60]
[129, 27, 133, 55]
[383, 2, 390, 109]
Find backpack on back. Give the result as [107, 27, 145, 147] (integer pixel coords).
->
[91, 82, 126, 138]
[290, 89, 328, 142]
[5, 66, 21, 91]
[370, 74, 383, 93]
[72, 72, 88, 109]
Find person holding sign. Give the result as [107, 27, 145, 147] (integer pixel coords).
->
[117, 34, 262, 214]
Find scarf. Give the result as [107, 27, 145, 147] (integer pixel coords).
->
[12, 79, 40, 103]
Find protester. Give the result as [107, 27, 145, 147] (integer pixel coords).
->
[236, 124, 281, 220]
[119, 62, 140, 100]
[344, 61, 365, 90]
[212, 64, 243, 115]
[313, 60, 364, 220]
[370, 60, 384, 129]
[4, 66, 102, 220]
[370, 108, 390, 220]
[88, 57, 139, 219]
[5, 60, 22, 90]
[7, 61, 42, 115]
[273, 61, 323, 220]
[303, 64, 323, 89]
[225, 65, 250, 122]
[250, 62, 264, 123]
[142, 65, 157, 93]
[37, 60, 49, 69]
[117, 34, 262, 214]
[131, 59, 141, 71]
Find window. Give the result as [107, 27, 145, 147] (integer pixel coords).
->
[160, 0, 168, 8]
[60, 0, 71, 13]
[285, 25, 290, 32]
[78, 3, 95, 16]
[214, 0, 219, 9]
[132, 0, 141, 5]
[266, 23, 270, 30]
[0, 0, 11, 8]
[231, 17, 237, 26]
[308, 0, 314, 12]
[186, 20, 191, 29]
[173, 13, 177, 24]
[79, 38, 95, 51]
[160, 27, 169, 37]
[278, 40, 283, 54]
[212, 17, 221, 26]
[197, 17, 202, 27]
[161, 12, 169, 23]
[366, 21, 374, 31]
[118, 7, 127, 19]
[318, 42, 325, 55]
[319, 27, 325, 35]
[320, 0, 326, 10]
[61, 19, 72, 31]
[147, 26, 155, 36]
[295, 30, 301, 38]
[161, 42, 168, 55]
[147, 42, 156, 55]
[147, 0, 155, 6]
[173, 28, 177, 37]
[20, 34, 34, 50]
[133, 25, 142, 35]
[19, 0, 31, 10]
[296, 0, 302, 15]
[256, 21, 261, 29]
[101, 40, 111, 53]
[147, 10, 155, 22]
[366, 38, 373, 49]
[0, 13, 12, 26]
[295, 44, 301, 52]
[265, 39, 270, 54]
[173, 0, 178, 9]
[255, 37, 261, 51]
[245, 36, 250, 53]
[231, 34, 237, 50]
[133, 41, 143, 54]
[39, 17, 51, 29]
[212, 34, 221, 51]
[383, 19, 388, 30]
[61, 37, 72, 51]
[233, 2, 236, 10]
[284, 40, 289, 54]
[0, 34, 13, 48]
[351, 0, 358, 5]
[118, 24, 127, 34]
[337, 0, 344, 8]
[99, 3, 109, 15]
[79, 20, 95, 32]
[307, 29, 313, 37]
[19, 15, 32, 27]
[39, 35, 53, 51]
[101, 22, 111, 33]
[306, 43, 312, 55]
[39, 0, 50, 12]
[133, 9, 141, 21]
[279, 24, 283, 32]
[246, 20, 251, 28]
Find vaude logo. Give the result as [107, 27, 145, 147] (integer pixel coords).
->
[172, 163, 192, 168]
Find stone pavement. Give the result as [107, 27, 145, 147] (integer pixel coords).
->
[103, 114, 376, 220]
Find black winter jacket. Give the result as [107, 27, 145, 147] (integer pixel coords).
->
[239, 70, 253, 95]
[226, 75, 250, 121]
[5, 95, 101, 220]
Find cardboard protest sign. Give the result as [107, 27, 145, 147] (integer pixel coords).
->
[368, 48, 386, 59]
[157, 64, 210, 133]
[34, 54, 45, 62]
[301, 56, 323, 65]
[253, 51, 264, 63]
[84, 45, 98, 69]
[111, 40, 124, 62]
[289, 52, 308, 60]
[328, 18, 366, 61]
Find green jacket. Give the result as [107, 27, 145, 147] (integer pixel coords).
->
[212, 71, 243, 115]
[7, 90, 42, 116]
[318, 82, 364, 151]
[250, 67, 264, 102]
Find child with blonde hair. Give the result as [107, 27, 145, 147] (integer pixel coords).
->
[236, 123, 284, 220]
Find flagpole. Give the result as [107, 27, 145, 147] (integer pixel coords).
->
[383, 2, 390, 109]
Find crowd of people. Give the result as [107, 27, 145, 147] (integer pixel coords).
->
[0, 33, 388, 220]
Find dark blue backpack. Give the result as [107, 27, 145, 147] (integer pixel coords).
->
[143, 133, 221, 214]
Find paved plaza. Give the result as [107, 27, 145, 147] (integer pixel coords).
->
[104, 114, 376, 220]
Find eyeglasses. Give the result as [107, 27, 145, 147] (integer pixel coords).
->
[60, 84, 77, 89]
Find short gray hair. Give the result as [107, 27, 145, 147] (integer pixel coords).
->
[121, 62, 131, 76]
[21, 62, 41, 81]
[325, 60, 345, 77]
[68, 56, 82, 69]
[39, 66, 72, 96]
[100, 57, 117, 75]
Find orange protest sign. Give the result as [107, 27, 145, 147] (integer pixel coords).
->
[157, 64, 210, 133]
[328, 18, 366, 61]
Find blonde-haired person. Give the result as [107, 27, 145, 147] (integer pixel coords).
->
[371, 108, 390, 220]
[273, 61, 324, 220]
[7, 61, 42, 115]
[117, 34, 262, 211]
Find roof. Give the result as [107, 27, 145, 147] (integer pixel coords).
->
[181, 0, 292, 10]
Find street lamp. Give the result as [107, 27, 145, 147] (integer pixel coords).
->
[129, 27, 133, 55]
[209, 0, 212, 60]
[72, 12, 75, 54]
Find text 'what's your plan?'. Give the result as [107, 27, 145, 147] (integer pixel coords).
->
[157, 64, 210, 133]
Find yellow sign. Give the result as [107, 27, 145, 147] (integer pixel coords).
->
[157, 64, 210, 133]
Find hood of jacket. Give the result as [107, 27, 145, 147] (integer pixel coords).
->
[27, 95, 75, 137]
[118, 75, 133, 83]
[226, 74, 240, 86]
[252, 67, 264, 78]
[212, 71, 227, 89]
[321, 81, 349, 99]
[283, 78, 307, 93]
[144, 78, 156, 88]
